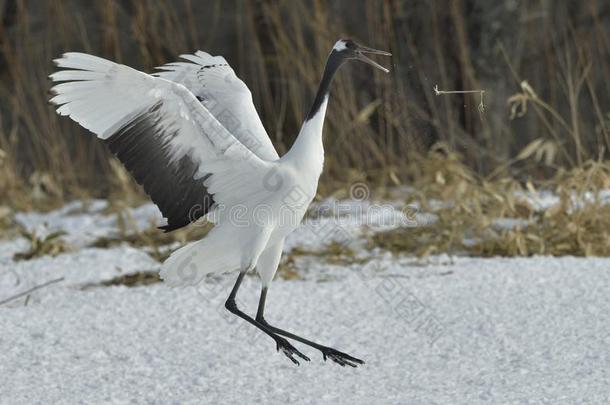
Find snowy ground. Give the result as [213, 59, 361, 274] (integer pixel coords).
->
[1, 200, 609, 404]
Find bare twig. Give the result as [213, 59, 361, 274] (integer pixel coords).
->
[0, 277, 65, 306]
[433, 84, 487, 117]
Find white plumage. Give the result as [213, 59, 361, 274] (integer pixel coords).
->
[50, 40, 390, 367]
[50, 51, 317, 288]
[153, 51, 278, 161]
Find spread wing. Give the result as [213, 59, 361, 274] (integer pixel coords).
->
[153, 51, 279, 161]
[50, 52, 270, 232]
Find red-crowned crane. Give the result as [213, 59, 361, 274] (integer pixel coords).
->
[50, 39, 391, 367]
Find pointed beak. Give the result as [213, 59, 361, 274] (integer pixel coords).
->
[355, 45, 392, 73]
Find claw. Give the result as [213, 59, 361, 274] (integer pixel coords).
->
[331, 355, 347, 367]
[275, 337, 310, 366]
[320, 347, 364, 368]
[296, 351, 311, 362]
[282, 347, 300, 366]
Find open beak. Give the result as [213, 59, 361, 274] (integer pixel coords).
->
[356, 45, 392, 73]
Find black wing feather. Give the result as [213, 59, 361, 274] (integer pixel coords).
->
[104, 102, 214, 232]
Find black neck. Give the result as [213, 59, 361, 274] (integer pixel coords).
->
[305, 51, 344, 121]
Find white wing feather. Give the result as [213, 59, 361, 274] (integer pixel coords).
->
[153, 51, 279, 161]
[50, 52, 270, 227]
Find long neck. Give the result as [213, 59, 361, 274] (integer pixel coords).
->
[306, 52, 343, 121]
[283, 52, 343, 166]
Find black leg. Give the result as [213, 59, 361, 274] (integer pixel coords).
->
[225, 272, 310, 365]
[256, 286, 365, 367]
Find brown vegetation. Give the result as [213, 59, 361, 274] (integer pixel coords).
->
[1, 1, 609, 256]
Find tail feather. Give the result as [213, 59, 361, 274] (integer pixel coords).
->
[160, 226, 240, 286]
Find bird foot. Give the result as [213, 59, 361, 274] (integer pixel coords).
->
[274, 336, 310, 366]
[320, 347, 365, 367]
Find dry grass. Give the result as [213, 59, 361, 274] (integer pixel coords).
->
[1, 1, 609, 258]
[1, 1, 609, 208]
[13, 228, 70, 261]
[91, 216, 213, 262]
[89, 271, 161, 288]
[372, 145, 610, 257]
[0, 205, 14, 235]
[276, 242, 364, 280]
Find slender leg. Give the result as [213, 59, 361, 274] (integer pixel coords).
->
[225, 271, 310, 365]
[256, 286, 365, 367]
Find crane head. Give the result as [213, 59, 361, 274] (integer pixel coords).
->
[332, 39, 392, 73]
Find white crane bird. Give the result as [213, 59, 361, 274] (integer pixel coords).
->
[50, 39, 391, 367]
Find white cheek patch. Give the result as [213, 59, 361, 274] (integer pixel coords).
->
[333, 40, 348, 52]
